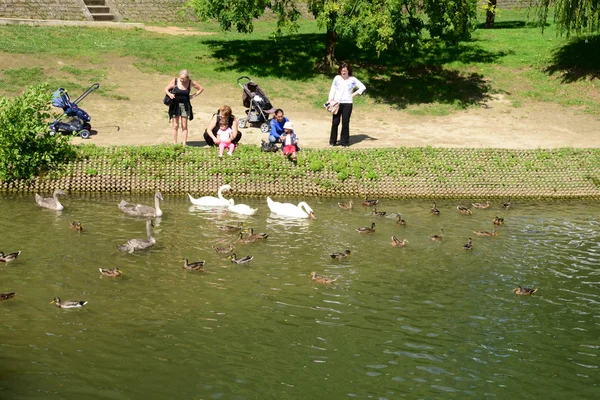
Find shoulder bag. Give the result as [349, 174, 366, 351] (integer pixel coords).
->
[163, 78, 177, 106]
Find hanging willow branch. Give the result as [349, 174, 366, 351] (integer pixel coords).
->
[532, 0, 600, 36]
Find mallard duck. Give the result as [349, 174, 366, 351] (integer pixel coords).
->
[493, 216, 505, 225]
[356, 222, 376, 234]
[371, 207, 386, 216]
[330, 250, 351, 259]
[70, 221, 83, 231]
[267, 197, 315, 219]
[51, 297, 88, 309]
[457, 206, 472, 215]
[247, 228, 268, 240]
[362, 197, 379, 207]
[473, 229, 498, 237]
[212, 244, 235, 254]
[501, 196, 511, 209]
[472, 201, 490, 209]
[217, 222, 244, 232]
[430, 202, 440, 215]
[391, 236, 408, 247]
[117, 220, 156, 253]
[99, 267, 122, 277]
[183, 259, 205, 271]
[231, 253, 253, 264]
[0, 251, 21, 263]
[338, 200, 353, 210]
[430, 229, 444, 240]
[237, 232, 257, 244]
[463, 238, 474, 250]
[311, 272, 337, 284]
[0, 292, 15, 301]
[119, 191, 164, 217]
[227, 199, 258, 216]
[35, 189, 67, 211]
[513, 286, 538, 295]
[396, 214, 406, 225]
[188, 184, 232, 207]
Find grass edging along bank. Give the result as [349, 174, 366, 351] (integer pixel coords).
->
[1, 145, 599, 199]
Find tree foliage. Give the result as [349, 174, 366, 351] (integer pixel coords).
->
[0, 84, 75, 182]
[185, 0, 478, 63]
[532, 0, 600, 36]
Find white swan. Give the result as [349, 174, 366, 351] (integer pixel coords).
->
[117, 220, 156, 253]
[35, 189, 66, 211]
[119, 192, 163, 217]
[267, 197, 315, 219]
[187, 184, 232, 207]
[227, 199, 257, 216]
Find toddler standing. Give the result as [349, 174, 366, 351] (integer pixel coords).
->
[216, 118, 235, 157]
[281, 121, 298, 161]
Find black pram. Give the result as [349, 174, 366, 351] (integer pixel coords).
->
[236, 76, 277, 133]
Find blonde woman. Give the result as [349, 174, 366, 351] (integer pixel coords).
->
[164, 69, 204, 145]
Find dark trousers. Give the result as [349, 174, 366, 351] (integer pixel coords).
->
[203, 130, 242, 146]
[329, 103, 353, 146]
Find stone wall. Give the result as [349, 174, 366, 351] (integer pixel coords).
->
[110, 0, 195, 22]
[0, 0, 89, 20]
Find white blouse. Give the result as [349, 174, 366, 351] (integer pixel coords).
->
[328, 75, 366, 104]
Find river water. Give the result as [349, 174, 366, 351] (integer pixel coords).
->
[1, 194, 599, 399]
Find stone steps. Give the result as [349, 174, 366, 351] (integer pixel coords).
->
[83, 0, 115, 21]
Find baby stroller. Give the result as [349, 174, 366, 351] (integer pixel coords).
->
[236, 76, 277, 133]
[49, 83, 99, 139]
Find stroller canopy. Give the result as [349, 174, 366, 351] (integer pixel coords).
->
[52, 88, 72, 110]
[242, 81, 275, 113]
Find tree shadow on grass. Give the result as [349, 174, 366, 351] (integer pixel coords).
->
[475, 20, 549, 30]
[203, 34, 509, 109]
[544, 35, 600, 82]
[367, 66, 494, 110]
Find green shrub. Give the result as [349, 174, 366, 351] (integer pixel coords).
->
[0, 84, 75, 181]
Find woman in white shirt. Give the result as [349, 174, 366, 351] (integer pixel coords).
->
[327, 63, 366, 147]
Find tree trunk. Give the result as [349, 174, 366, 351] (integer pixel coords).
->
[324, 28, 337, 68]
[485, 0, 497, 29]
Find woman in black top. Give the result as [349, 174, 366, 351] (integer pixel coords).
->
[164, 69, 204, 145]
[203, 105, 242, 146]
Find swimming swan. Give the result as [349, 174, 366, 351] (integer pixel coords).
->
[267, 197, 315, 219]
[227, 199, 257, 216]
[35, 189, 67, 211]
[188, 184, 232, 207]
[119, 192, 163, 217]
[117, 220, 156, 253]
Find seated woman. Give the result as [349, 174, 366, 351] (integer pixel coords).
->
[203, 105, 242, 146]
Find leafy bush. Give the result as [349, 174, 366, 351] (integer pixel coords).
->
[0, 84, 75, 181]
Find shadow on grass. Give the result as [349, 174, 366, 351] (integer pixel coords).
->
[204, 34, 509, 108]
[475, 20, 549, 30]
[544, 35, 600, 82]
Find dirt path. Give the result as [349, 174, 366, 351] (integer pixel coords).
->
[3, 53, 600, 149]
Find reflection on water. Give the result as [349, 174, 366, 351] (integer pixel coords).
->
[1, 193, 599, 399]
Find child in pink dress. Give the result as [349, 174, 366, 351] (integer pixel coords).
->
[281, 121, 298, 161]
[216, 119, 235, 157]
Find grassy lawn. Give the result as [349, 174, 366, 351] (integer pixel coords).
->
[0, 9, 598, 116]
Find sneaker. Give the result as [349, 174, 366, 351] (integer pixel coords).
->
[219, 154, 223, 158]
[227, 152, 233, 156]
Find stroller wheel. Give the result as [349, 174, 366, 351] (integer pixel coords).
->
[260, 122, 270, 133]
[83, 123, 92, 131]
[238, 118, 247, 129]
[48, 126, 57, 136]
[79, 129, 91, 139]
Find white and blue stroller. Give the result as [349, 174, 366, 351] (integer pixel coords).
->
[49, 83, 99, 139]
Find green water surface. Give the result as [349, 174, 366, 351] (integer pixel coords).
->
[1, 194, 599, 399]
